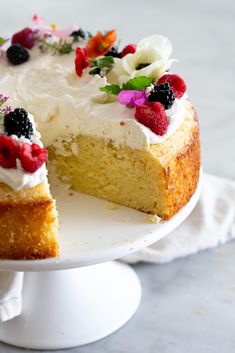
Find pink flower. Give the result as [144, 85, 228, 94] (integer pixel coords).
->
[32, 14, 46, 26]
[118, 90, 147, 107]
[51, 26, 77, 39]
[32, 14, 76, 40]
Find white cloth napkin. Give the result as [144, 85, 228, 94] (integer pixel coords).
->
[122, 173, 235, 264]
[0, 173, 235, 322]
[0, 272, 23, 322]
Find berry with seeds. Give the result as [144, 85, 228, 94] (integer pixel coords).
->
[158, 74, 187, 98]
[20, 143, 48, 173]
[4, 108, 33, 140]
[70, 28, 86, 40]
[7, 44, 29, 65]
[147, 82, 175, 109]
[105, 46, 121, 58]
[121, 43, 137, 58]
[0, 135, 20, 169]
[12, 27, 35, 49]
[135, 102, 169, 136]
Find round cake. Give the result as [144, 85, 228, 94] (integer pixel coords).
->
[0, 16, 200, 258]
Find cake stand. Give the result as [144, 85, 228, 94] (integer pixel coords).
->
[0, 173, 202, 350]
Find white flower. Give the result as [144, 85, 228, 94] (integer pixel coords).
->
[107, 35, 175, 85]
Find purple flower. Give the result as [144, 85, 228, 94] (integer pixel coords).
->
[118, 90, 148, 107]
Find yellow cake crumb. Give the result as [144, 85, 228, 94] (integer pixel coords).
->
[106, 202, 120, 211]
[145, 214, 161, 224]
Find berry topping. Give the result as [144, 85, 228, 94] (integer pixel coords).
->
[70, 28, 86, 40]
[6, 44, 29, 65]
[135, 102, 169, 136]
[4, 108, 33, 140]
[105, 46, 121, 58]
[12, 27, 35, 49]
[19, 143, 48, 173]
[121, 44, 137, 58]
[158, 74, 187, 98]
[0, 135, 20, 169]
[147, 82, 175, 109]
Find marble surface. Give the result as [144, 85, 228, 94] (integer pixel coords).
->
[0, 0, 235, 352]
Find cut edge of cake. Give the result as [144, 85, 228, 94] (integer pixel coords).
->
[0, 181, 58, 259]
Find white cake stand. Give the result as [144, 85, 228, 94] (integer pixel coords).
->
[0, 174, 202, 350]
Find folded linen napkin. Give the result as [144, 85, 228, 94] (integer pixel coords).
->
[122, 173, 235, 264]
[0, 173, 234, 322]
[0, 271, 23, 322]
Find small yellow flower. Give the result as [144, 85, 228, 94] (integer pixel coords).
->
[51, 23, 57, 30]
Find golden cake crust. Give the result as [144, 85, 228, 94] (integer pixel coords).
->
[0, 182, 59, 259]
[150, 114, 200, 219]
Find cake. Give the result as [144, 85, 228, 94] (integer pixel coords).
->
[0, 16, 200, 258]
[0, 96, 58, 259]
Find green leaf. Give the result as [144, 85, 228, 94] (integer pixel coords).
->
[0, 37, 7, 46]
[122, 76, 152, 90]
[96, 56, 114, 69]
[87, 31, 93, 39]
[58, 44, 74, 55]
[100, 84, 121, 95]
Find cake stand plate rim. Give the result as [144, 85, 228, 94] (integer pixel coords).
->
[0, 170, 202, 272]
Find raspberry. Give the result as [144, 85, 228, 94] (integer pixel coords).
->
[121, 43, 137, 58]
[135, 102, 168, 136]
[158, 74, 187, 98]
[148, 82, 175, 109]
[20, 143, 48, 173]
[7, 44, 29, 65]
[12, 27, 35, 49]
[0, 135, 20, 169]
[4, 108, 33, 140]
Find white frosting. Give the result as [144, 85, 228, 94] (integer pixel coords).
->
[0, 162, 47, 191]
[0, 37, 187, 152]
[0, 112, 47, 190]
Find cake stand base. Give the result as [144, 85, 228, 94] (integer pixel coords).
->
[0, 261, 141, 350]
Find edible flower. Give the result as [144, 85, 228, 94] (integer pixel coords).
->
[107, 35, 174, 85]
[32, 14, 46, 26]
[87, 30, 117, 58]
[75, 47, 89, 77]
[0, 93, 12, 117]
[118, 90, 147, 107]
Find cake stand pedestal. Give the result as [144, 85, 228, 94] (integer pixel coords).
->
[0, 174, 201, 350]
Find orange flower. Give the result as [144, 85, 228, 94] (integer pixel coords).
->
[87, 30, 117, 58]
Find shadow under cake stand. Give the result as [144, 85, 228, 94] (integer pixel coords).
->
[0, 174, 201, 350]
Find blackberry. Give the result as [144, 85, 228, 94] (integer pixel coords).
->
[70, 28, 86, 41]
[148, 82, 175, 109]
[4, 108, 33, 140]
[6, 44, 29, 65]
[105, 46, 121, 58]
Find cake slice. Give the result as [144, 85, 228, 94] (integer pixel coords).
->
[0, 97, 58, 259]
[49, 100, 199, 221]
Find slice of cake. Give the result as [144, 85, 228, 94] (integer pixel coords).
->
[0, 17, 200, 233]
[0, 95, 58, 259]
